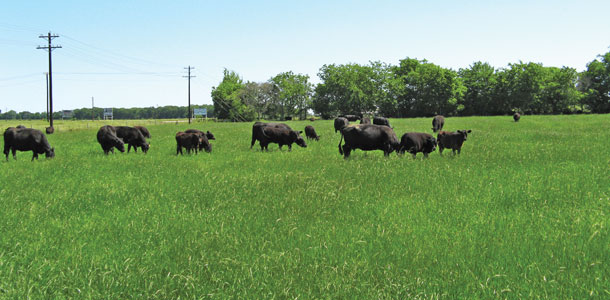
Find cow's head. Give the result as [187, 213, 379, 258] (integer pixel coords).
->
[115, 139, 126, 153]
[206, 131, 216, 140]
[45, 147, 55, 159]
[457, 130, 472, 141]
[291, 130, 307, 148]
[141, 143, 150, 153]
[202, 141, 212, 153]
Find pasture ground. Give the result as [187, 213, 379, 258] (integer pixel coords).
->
[1, 115, 608, 298]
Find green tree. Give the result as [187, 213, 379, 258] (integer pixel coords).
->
[393, 58, 465, 117]
[312, 63, 379, 118]
[269, 71, 312, 120]
[579, 52, 610, 113]
[211, 69, 255, 122]
[459, 62, 497, 115]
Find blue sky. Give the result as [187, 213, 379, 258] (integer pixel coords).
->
[1, 0, 609, 113]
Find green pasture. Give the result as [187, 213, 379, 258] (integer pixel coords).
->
[1, 115, 608, 298]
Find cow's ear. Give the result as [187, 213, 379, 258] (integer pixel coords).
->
[467, 130, 472, 133]
[298, 131, 303, 134]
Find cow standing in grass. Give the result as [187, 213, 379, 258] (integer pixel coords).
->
[373, 116, 391, 128]
[97, 125, 125, 155]
[513, 113, 521, 122]
[115, 126, 150, 153]
[253, 125, 307, 151]
[437, 130, 472, 155]
[338, 124, 400, 158]
[432, 115, 445, 132]
[304, 125, 320, 141]
[334, 117, 349, 133]
[251, 122, 293, 149]
[4, 127, 55, 161]
[176, 132, 202, 155]
[134, 126, 151, 138]
[399, 132, 437, 159]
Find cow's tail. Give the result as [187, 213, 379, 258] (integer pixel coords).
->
[338, 131, 344, 155]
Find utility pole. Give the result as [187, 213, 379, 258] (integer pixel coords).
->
[45, 72, 49, 121]
[183, 66, 195, 124]
[37, 32, 61, 131]
[91, 97, 94, 121]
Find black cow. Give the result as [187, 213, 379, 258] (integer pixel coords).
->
[437, 130, 472, 155]
[185, 129, 215, 141]
[360, 117, 371, 124]
[338, 124, 400, 158]
[255, 126, 307, 151]
[115, 126, 150, 153]
[304, 125, 320, 141]
[97, 125, 125, 155]
[513, 113, 521, 122]
[344, 115, 361, 121]
[432, 115, 445, 133]
[134, 126, 151, 138]
[45, 127, 54, 134]
[176, 132, 204, 155]
[251, 122, 293, 149]
[334, 117, 349, 133]
[4, 127, 55, 161]
[373, 116, 391, 127]
[399, 132, 437, 159]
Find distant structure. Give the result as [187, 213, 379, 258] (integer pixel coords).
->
[103, 108, 113, 120]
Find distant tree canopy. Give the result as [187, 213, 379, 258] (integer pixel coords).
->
[5, 51, 609, 121]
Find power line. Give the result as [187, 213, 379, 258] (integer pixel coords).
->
[37, 32, 61, 131]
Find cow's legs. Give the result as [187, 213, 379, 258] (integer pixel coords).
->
[423, 153, 429, 159]
[288, 144, 292, 152]
[411, 153, 417, 159]
[176, 145, 182, 155]
[439, 147, 444, 156]
[342, 145, 351, 158]
[32, 152, 38, 161]
[11, 149, 17, 160]
[457, 148, 461, 155]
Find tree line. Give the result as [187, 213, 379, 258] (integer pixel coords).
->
[0, 105, 215, 120]
[213, 51, 610, 121]
[4, 51, 609, 121]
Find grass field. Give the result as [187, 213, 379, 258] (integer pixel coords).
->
[1, 115, 608, 298]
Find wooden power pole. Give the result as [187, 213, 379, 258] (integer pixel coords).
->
[37, 32, 61, 131]
[183, 66, 195, 124]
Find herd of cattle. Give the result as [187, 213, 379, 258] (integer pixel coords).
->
[3, 113, 522, 161]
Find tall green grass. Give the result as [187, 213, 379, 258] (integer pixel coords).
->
[1, 115, 608, 298]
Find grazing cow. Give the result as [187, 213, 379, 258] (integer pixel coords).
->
[399, 132, 437, 159]
[45, 126, 54, 134]
[437, 130, 472, 155]
[115, 126, 150, 153]
[432, 115, 445, 132]
[309, 117, 315, 122]
[255, 126, 307, 151]
[251, 122, 293, 148]
[360, 117, 371, 124]
[185, 129, 215, 141]
[338, 124, 400, 158]
[334, 117, 349, 133]
[513, 113, 521, 122]
[344, 115, 361, 121]
[4, 127, 55, 161]
[97, 125, 125, 155]
[175, 132, 206, 155]
[134, 126, 151, 138]
[373, 116, 391, 127]
[304, 125, 320, 141]
[285, 116, 293, 121]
